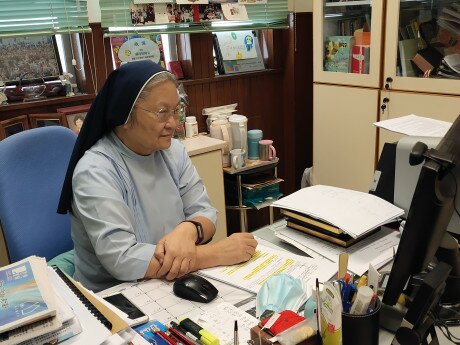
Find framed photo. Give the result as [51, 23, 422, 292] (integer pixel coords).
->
[57, 104, 90, 135]
[0, 115, 30, 140]
[28, 113, 68, 129]
[0, 36, 62, 84]
[66, 113, 86, 135]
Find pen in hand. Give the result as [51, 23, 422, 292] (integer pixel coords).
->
[234, 320, 239, 345]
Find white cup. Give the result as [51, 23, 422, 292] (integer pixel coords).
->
[230, 149, 246, 170]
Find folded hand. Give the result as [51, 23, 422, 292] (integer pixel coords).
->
[154, 222, 197, 280]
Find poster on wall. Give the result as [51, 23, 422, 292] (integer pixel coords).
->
[110, 35, 165, 69]
[0, 36, 61, 83]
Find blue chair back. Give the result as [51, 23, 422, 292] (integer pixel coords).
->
[0, 126, 76, 262]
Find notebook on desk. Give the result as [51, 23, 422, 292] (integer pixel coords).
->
[47, 267, 129, 345]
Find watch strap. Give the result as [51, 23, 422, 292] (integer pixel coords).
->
[182, 220, 204, 245]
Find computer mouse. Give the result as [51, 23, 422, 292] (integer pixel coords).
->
[173, 274, 218, 303]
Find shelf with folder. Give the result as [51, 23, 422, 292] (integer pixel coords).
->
[223, 158, 279, 232]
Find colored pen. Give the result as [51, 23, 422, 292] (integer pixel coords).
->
[169, 326, 196, 345]
[152, 324, 177, 345]
[234, 320, 239, 345]
[315, 278, 322, 335]
[179, 318, 219, 345]
[171, 321, 202, 344]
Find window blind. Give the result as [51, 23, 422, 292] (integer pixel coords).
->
[100, 0, 288, 36]
[0, 0, 90, 38]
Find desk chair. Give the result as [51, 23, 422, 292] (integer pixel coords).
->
[0, 126, 76, 270]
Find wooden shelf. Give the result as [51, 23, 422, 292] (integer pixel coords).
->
[181, 68, 283, 86]
[0, 94, 95, 113]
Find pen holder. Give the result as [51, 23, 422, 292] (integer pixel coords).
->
[342, 298, 381, 345]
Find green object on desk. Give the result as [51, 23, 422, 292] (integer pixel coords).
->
[47, 249, 75, 276]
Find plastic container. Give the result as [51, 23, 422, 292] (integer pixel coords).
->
[185, 116, 198, 138]
[276, 319, 315, 345]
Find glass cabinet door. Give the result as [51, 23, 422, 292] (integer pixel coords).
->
[313, 0, 384, 88]
[383, 0, 460, 95]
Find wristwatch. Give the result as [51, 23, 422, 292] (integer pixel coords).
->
[183, 220, 204, 245]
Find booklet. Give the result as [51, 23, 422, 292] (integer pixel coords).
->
[0, 256, 56, 334]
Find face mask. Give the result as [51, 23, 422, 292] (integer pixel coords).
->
[256, 274, 309, 318]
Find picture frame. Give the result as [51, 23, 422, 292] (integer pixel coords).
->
[0, 115, 30, 140]
[0, 36, 62, 85]
[28, 113, 68, 129]
[57, 104, 90, 135]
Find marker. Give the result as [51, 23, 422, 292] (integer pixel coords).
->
[179, 318, 219, 345]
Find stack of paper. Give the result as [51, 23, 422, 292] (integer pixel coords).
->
[199, 243, 337, 295]
[272, 185, 404, 239]
[373, 114, 452, 137]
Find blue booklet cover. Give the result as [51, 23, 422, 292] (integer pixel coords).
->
[0, 261, 50, 331]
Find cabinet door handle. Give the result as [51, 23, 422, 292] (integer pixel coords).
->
[385, 77, 393, 90]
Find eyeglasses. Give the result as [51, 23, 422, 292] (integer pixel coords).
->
[135, 104, 185, 123]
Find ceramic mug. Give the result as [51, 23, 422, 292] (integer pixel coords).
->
[259, 139, 276, 161]
[230, 149, 246, 169]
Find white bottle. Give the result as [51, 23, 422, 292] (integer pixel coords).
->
[185, 116, 198, 138]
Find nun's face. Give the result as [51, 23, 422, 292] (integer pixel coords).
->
[116, 80, 180, 155]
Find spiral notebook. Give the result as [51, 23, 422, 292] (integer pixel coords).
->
[48, 267, 128, 344]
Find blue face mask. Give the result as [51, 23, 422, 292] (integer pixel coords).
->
[256, 274, 309, 318]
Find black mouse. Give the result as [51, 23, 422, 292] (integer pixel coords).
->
[173, 274, 218, 303]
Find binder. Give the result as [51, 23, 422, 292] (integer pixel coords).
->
[48, 267, 129, 344]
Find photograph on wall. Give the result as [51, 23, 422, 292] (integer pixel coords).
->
[110, 35, 165, 69]
[66, 113, 86, 135]
[154, 4, 194, 23]
[221, 3, 248, 20]
[199, 4, 224, 21]
[177, 0, 209, 5]
[238, 0, 267, 4]
[0, 36, 61, 83]
[130, 3, 155, 25]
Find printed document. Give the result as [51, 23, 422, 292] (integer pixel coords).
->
[374, 114, 452, 137]
[272, 185, 404, 238]
[275, 222, 401, 275]
[199, 243, 337, 294]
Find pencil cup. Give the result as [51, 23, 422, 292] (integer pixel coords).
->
[342, 298, 381, 345]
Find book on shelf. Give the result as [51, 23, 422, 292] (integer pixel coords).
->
[354, 31, 370, 46]
[351, 45, 370, 74]
[398, 38, 419, 77]
[0, 257, 56, 335]
[324, 36, 355, 73]
[411, 47, 444, 73]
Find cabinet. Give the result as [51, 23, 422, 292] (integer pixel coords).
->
[313, 0, 460, 191]
[183, 136, 227, 242]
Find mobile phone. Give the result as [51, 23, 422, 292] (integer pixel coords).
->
[102, 292, 149, 326]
